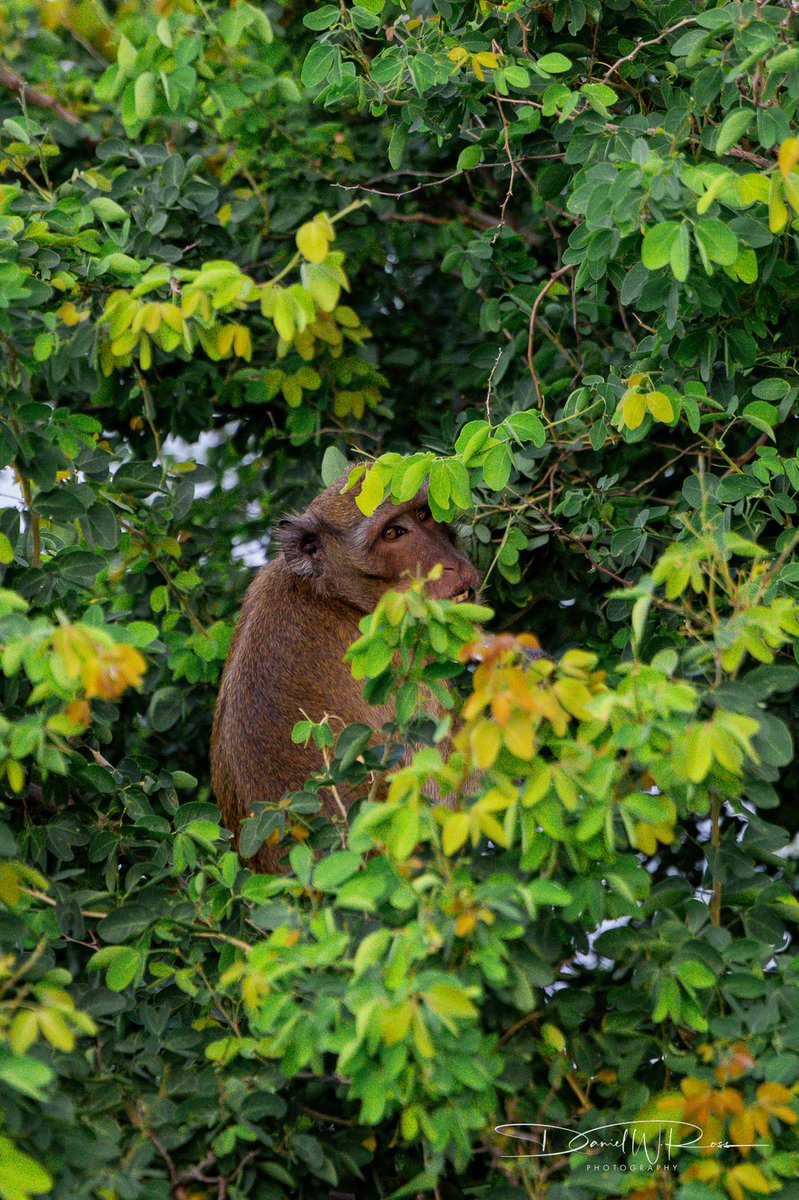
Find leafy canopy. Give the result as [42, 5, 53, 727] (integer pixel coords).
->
[0, 0, 799, 1198]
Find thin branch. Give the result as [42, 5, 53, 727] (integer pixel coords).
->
[333, 153, 563, 200]
[526, 265, 575, 406]
[492, 86, 516, 244]
[0, 61, 84, 128]
[726, 144, 773, 170]
[601, 18, 697, 84]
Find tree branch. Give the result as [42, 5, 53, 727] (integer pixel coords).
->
[0, 61, 84, 128]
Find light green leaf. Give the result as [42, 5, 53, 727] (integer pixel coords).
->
[641, 221, 679, 270]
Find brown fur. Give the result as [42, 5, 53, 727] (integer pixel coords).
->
[211, 474, 479, 872]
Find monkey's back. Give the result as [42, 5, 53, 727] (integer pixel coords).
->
[210, 559, 392, 869]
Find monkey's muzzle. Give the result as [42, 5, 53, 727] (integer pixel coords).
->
[449, 586, 478, 603]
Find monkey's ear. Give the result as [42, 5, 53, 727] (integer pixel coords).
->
[279, 516, 324, 578]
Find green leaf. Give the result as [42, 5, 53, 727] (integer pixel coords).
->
[424, 982, 478, 1019]
[288, 843, 313, 885]
[0, 1136, 52, 1200]
[482, 443, 512, 491]
[106, 946, 143, 991]
[97, 904, 153, 944]
[90, 197, 128, 223]
[3, 119, 29, 144]
[641, 221, 680, 270]
[670, 222, 691, 281]
[0, 1054, 52, 1101]
[300, 43, 336, 87]
[503, 410, 546, 447]
[743, 400, 779, 440]
[715, 108, 754, 155]
[456, 144, 483, 171]
[676, 959, 716, 989]
[321, 445, 348, 486]
[537, 53, 572, 73]
[388, 123, 408, 170]
[313, 850, 361, 890]
[117, 33, 137, 75]
[693, 219, 738, 267]
[133, 71, 156, 120]
[526, 879, 572, 906]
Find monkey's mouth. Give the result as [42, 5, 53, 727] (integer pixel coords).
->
[449, 587, 476, 603]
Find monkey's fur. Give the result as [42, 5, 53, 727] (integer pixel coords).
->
[211, 476, 480, 872]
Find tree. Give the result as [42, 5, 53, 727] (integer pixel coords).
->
[0, 0, 798, 1197]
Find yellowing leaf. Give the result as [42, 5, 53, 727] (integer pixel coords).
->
[684, 725, 713, 783]
[272, 289, 295, 341]
[57, 302, 90, 326]
[6, 760, 24, 794]
[503, 712, 534, 759]
[470, 719, 501, 768]
[778, 137, 799, 178]
[442, 812, 470, 855]
[380, 1001, 413, 1045]
[478, 812, 508, 846]
[233, 324, 252, 360]
[646, 390, 674, 423]
[471, 51, 499, 80]
[784, 172, 799, 215]
[621, 389, 647, 429]
[769, 175, 789, 234]
[296, 218, 332, 264]
[726, 1164, 772, 1196]
[447, 47, 469, 68]
[38, 1009, 75, 1052]
[425, 982, 478, 1019]
[0, 862, 20, 905]
[411, 1009, 434, 1057]
[8, 1009, 38, 1055]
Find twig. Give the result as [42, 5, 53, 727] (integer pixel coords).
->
[485, 345, 503, 423]
[499, 1009, 542, 1045]
[492, 89, 516, 244]
[526, 265, 575, 406]
[0, 61, 83, 128]
[601, 18, 697, 84]
[20, 887, 107, 920]
[529, 504, 633, 587]
[333, 153, 563, 199]
[726, 145, 773, 170]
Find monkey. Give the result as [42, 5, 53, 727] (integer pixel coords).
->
[210, 473, 481, 872]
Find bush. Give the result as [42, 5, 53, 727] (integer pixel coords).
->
[1, 1, 798, 1197]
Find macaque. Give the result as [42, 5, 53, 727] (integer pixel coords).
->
[210, 474, 481, 871]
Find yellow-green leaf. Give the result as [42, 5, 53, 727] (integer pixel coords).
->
[442, 812, 470, 855]
[645, 390, 674, 423]
[621, 389, 647, 429]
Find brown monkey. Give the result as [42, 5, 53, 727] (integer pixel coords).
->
[211, 474, 480, 872]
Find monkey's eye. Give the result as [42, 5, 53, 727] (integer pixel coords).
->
[382, 524, 408, 542]
[417, 505, 431, 522]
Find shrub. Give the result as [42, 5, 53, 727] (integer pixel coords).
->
[0, 1, 798, 1197]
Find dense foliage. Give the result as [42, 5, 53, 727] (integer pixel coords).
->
[1, 0, 799, 1197]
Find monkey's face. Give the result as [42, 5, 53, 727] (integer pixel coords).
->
[279, 484, 481, 614]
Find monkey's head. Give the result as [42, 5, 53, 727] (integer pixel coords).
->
[278, 476, 481, 613]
